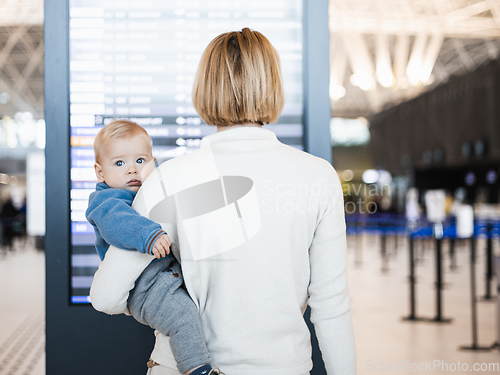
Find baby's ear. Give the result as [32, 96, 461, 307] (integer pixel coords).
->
[94, 163, 105, 182]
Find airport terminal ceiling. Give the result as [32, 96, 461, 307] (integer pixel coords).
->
[328, 0, 500, 118]
[2, 1, 500, 120]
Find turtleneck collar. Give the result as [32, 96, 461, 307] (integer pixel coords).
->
[201, 126, 278, 148]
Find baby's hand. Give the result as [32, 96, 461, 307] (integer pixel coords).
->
[152, 234, 171, 259]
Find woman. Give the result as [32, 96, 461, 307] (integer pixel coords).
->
[91, 28, 355, 375]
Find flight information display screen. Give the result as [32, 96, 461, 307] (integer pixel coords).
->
[69, 0, 303, 303]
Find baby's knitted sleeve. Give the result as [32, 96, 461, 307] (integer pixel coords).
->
[86, 188, 166, 256]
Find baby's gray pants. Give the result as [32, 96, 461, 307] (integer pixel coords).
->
[128, 255, 210, 374]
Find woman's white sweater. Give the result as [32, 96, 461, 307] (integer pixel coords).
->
[90, 127, 356, 375]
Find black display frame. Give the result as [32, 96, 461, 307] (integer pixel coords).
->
[45, 0, 331, 373]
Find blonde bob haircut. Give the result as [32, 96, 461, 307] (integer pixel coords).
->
[192, 28, 285, 126]
[93, 119, 151, 163]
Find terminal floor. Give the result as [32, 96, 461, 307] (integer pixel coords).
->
[0, 239, 45, 375]
[348, 234, 500, 374]
[0, 235, 499, 375]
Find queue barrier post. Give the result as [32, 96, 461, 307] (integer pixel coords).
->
[381, 230, 389, 273]
[449, 238, 457, 271]
[490, 254, 500, 351]
[421, 223, 452, 324]
[354, 217, 363, 267]
[480, 223, 496, 301]
[459, 236, 491, 351]
[402, 233, 426, 322]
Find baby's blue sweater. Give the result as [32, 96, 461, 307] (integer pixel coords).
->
[85, 182, 166, 260]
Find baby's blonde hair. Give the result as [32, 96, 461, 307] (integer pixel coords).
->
[192, 28, 285, 126]
[94, 119, 151, 163]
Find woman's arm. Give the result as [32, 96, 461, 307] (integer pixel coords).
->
[307, 167, 356, 375]
[90, 245, 153, 314]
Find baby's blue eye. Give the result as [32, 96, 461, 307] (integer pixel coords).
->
[116, 160, 124, 167]
[136, 158, 145, 164]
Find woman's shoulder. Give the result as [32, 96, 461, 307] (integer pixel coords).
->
[279, 143, 338, 175]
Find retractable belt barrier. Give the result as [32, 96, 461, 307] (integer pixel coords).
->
[346, 214, 500, 351]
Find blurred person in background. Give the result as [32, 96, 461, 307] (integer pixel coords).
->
[1, 197, 20, 250]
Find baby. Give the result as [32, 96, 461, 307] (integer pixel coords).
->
[85, 119, 223, 375]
